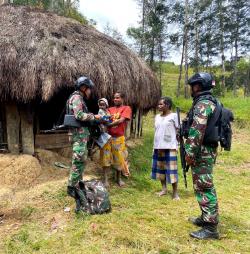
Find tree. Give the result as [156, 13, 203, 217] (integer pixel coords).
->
[127, 1, 169, 64]
[103, 23, 125, 44]
[227, 0, 250, 96]
[236, 58, 250, 96]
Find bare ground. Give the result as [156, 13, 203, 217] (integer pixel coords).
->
[0, 148, 103, 242]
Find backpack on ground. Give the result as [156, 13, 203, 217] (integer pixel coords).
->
[75, 179, 111, 215]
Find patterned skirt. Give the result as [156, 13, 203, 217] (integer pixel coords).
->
[151, 149, 178, 184]
[100, 136, 130, 176]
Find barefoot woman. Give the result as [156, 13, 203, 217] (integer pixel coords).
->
[151, 97, 180, 200]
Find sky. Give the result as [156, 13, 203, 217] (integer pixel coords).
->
[79, 0, 181, 64]
[79, 0, 139, 37]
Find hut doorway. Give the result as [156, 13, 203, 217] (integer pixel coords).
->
[35, 87, 73, 150]
[0, 102, 7, 151]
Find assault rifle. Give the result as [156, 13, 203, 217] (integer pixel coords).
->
[176, 107, 189, 188]
[42, 124, 66, 133]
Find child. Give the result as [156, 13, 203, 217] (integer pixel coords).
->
[98, 98, 111, 131]
[151, 97, 180, 200]
[97, 98, 112, 187]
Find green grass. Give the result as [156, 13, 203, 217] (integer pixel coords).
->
[2, 113, 250, 254]
[2, 68, 250, 254]
[161, 72, 250, 126]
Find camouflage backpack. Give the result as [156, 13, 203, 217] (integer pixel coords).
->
[76, 180, 111, 214]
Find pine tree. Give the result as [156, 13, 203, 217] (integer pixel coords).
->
[228, 0, 250, 96]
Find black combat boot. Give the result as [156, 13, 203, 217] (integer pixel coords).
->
[67, 186, 76, 198]
[67, 186, 82, 213]
[74, 198, 81, 213]
[188, 216, 205, 227]
[190, 223, 219, 240]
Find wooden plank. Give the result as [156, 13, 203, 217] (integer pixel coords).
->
[138, 110, 143, 137]
[125, 120, 131, 139]
[20, 105, 34, 155]
[35, 133, 71, 149]
[5, 102, 20, 154]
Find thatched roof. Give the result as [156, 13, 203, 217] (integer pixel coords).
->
[0, 4, 161, 110]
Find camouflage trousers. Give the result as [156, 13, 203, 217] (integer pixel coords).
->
[68, 131, 88, 187]
[191, 154, 219, 225]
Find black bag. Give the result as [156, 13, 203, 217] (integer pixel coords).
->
[185, 93, 234, 151]
[219, 107, 234, 151]
[203, 100, 234, 151]
[75, 180, 111, 215]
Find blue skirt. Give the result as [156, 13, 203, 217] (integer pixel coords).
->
[151, 149, 178, 184]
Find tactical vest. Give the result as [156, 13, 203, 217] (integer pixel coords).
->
[182, 91, 222, 147]
[66, 91, 89, 115]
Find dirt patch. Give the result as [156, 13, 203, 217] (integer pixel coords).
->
[0, 154, 42, 189]
[0, 149, 73, 191]
[0, 143, 130, 240]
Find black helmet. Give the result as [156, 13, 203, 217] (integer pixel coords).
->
[188, 72, 214, 91]
[75, 76, 94, 90]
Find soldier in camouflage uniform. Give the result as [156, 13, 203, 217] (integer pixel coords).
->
[184, 73, 219, 239]
[66, 76, 96, 212]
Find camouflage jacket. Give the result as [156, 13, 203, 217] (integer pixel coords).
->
[67, 91, 94, 136]
[185, 95, 216, 159]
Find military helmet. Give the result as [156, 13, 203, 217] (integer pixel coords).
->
[75, 76, 94, 90]
[188, 72, 214, 91]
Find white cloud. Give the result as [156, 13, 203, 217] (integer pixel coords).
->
[79, 0, 139, 36]
[78, 0, 180, 64]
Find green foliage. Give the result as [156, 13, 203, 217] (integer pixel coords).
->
[12, 0, 88, 24]
[127, 0, 169, 66]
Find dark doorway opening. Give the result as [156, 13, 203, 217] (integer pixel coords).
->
[36, 87, 100, 133]
[0, 103, 7, 150]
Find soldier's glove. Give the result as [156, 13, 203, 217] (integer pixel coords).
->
[185, 155, 196, 166]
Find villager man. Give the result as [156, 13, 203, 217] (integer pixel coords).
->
[100, 92, 131, 187]
[66, 76, 96, 212]
[184, 73, 220, 240]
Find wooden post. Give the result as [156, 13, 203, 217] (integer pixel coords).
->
[135, 109, 139, 137]
[130, 110, 136, 138]
[5, 102, 20, 154]
[20, 105, 34, 155]
[138, 110, 143, 137]
[132, 109, 138, 138]
[125, 119, 131, 139]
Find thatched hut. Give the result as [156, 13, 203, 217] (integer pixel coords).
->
[0, 4, 161, 155]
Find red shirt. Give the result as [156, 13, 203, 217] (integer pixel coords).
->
[108, 106, 132, 137]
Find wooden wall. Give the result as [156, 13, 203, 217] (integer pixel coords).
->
[4, 102, 35, 154]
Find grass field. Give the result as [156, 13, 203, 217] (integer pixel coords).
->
[2, 112, 250, 254]
[1, 67, 250, 254]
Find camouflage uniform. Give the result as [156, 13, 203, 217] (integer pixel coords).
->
[185, 98, 219, 225]
[67, 91, 94, 187]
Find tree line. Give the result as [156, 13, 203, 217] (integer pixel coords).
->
[127, 0, 250, 97]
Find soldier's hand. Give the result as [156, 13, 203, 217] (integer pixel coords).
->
[87, 113, 95, 120]
[94, 115, 101, 120]
[185, 155, 195, 166]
